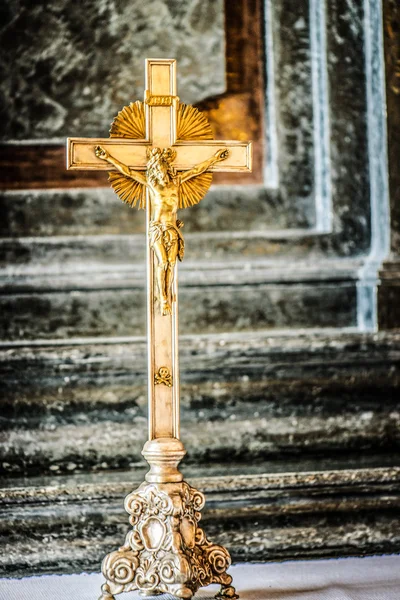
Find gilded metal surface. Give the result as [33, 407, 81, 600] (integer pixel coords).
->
[67, 58, 252, 600]
[145, 90, 179, 107]
[95, 144, 228, 315]
[104, 100, 215, 210]
[154, 366, 173, 387]
[94, 92, 227, 316]
[98, 480, 237, 600]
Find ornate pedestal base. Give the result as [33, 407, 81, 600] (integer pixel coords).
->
[98, 480, 237, 600]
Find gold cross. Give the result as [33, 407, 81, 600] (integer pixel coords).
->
[67, 58, 252, 450]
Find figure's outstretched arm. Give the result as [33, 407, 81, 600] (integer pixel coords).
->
[180, 148, 229, 183]
[95, 146, 148, 187]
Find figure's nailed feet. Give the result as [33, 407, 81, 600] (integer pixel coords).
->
[215, 586, 239, 600]
[162, 300, 172, 316]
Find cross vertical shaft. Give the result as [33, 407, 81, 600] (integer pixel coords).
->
[144, 61, 180, 451]
[67, 57, 251, 482]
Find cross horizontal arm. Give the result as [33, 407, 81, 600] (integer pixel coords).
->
[173, 141, 252, 172]
[67, 138, 252, 172]
[67, 138, 149, 170]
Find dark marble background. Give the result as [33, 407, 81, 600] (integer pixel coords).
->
[0, 0, 225, 140]
[1, 0, 399, 575]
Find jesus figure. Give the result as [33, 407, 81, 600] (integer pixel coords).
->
[95, 145, 229, 315]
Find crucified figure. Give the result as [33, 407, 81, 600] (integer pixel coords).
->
[95, 145, 229, 316]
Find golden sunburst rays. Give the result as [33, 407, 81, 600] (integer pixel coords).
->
[107, 100, 214, 209]
[179, 173, 213, 208]
[108, 101, 146, 209]
[177, 104, 213, 140]
[108, 172, 146, 210]
[109, 101, 213, 141]
[177, 104, 214, 209]
[110, 101, 145, 138]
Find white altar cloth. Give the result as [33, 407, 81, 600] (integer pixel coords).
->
[0, 555, 399, 600]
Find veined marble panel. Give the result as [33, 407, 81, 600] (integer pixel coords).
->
[0, 0, 225, 140]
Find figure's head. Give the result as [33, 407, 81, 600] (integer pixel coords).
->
[147, 147, 176, 186]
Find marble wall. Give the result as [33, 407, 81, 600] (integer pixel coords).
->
[1, 0, 399, 574]
[0, 0, 225, 140]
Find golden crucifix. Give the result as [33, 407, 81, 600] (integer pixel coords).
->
[67, 59, 252, 600]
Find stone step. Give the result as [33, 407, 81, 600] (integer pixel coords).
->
[0, 187, 277, 238]
[1, 330, 399, 478]
[0, 254, 360, 339]
[1, 462, 399, 576]
[0, 229, 353, 271]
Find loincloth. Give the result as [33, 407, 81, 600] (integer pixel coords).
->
[149, 220, 184, 261]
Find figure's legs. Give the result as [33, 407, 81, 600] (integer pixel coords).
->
[158, 263, 171, 315]
[165, 259, 176, 304]
[152, 241, 171, 315]
[150, 226, 181, 316]
[162, 230, 179, 311]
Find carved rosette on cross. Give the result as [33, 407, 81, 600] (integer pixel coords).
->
[66, 59, 252, 600]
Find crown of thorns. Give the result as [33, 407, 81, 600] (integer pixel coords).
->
[146, 147, 177, 169]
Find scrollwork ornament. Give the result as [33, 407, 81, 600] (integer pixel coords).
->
[208, 547, 231, 575]
[124, 529, 143, 552]
[195, 527, 207, 547]
[98, 480, 238, 600]
[155, 491, 173, 514]
[145, 486, 174, 516]
[101, 549, 139, 590]
[191, 489, 206, 514]
[135, 563, 160, 593]
[124, 494, 143, 523]
[160, 554, 185, 585]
